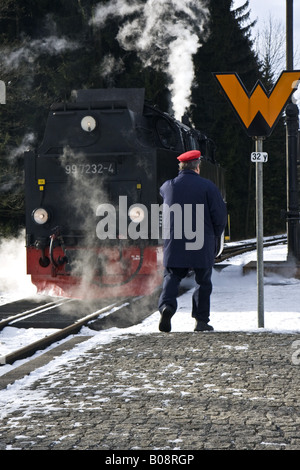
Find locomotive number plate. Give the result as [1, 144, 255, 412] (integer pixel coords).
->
[64, 162, 116, 175]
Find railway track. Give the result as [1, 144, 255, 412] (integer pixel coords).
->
[0, 235, 287, 367]
[0, 299, 121, 365]
[215, 235, 287, 263]
[0, 292, 159, 366]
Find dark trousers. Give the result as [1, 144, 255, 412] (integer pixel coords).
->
[158, 267, 213, 323]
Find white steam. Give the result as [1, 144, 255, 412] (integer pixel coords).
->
[91, 0, 209, 120]
[100, 54, 125, 86]
[8, 132, 36, 162]
[58, 148, 110, 298]
[1, 36, 78, 71]
[0, 231, 37, 303]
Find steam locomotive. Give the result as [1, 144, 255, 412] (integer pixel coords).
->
[24, 88, 225, 299]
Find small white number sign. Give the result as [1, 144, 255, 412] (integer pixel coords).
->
[251, 152, 268, 163]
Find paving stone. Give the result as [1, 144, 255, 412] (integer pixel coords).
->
[0, 331, 300, 450]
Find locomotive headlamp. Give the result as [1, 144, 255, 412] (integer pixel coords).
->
[32, 208, 49, 225]
[81, 116, 96, 132]
[128, 205, 145, 223]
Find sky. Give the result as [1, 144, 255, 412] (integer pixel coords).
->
[233, 0, 300, 68]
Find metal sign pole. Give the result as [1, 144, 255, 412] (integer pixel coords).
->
[0, 80, 5, 104]
[255, 137, 265, 328]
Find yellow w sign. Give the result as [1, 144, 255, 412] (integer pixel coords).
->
[214, 71, 300, 137]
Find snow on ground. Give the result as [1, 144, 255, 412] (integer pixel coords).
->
[0, 238, 299, 381]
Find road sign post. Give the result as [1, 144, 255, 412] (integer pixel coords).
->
[286, 103, 300, 261]
[255, 137, 265, 328]
[213, 70, 300, 328]
[0, 81, 5, 104]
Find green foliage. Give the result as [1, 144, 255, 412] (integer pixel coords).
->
[0, 0, 288, 239]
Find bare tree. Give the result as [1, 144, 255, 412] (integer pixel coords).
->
[255, 13, 300, 84]
[255, 14, 285, 83]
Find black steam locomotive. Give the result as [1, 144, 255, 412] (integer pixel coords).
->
[24, 88, 225, 299]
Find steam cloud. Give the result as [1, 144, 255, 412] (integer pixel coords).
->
[91, 0, 209, 120]
[59, 147, 110, 298]
[1, 35, 78, 71]
[99, 54, 125, 86]
[0, 230, 37, 302]
[8, 132, 36, 162]
[58, 148, 160, 300]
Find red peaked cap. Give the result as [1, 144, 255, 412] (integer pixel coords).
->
[177, 150, 201, 162]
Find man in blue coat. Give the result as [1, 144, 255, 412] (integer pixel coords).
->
[158, 149, 227, 332]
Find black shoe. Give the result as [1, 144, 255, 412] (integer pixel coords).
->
[194, 320, 214, 332]
[159, 305, 174, 332]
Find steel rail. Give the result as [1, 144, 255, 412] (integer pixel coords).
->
[0, 300, 128, 365]
[0, 299, 72, 331]
[216, 236, 287, 263]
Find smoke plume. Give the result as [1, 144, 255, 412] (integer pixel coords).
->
[91, 0, 209, 120]
[1, 36, 78, 71]
[0, 230, 37, 302]
[8, 132, 36, 162]
[58, 147, 111, 298]
[99, 54, 125, 86]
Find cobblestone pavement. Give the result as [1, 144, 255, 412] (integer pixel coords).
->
[0, 331, 300, 451]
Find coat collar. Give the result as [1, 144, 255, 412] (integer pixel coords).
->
[178, 169, 199, 177]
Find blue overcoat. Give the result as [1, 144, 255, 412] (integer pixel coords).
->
[160, 170, 227, 268]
